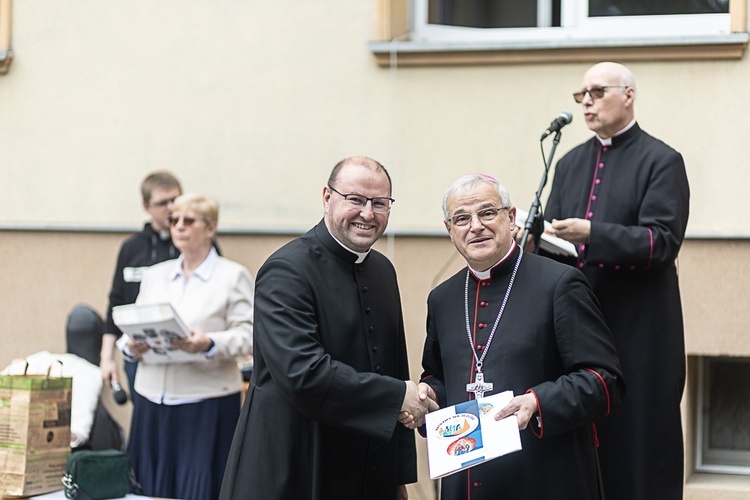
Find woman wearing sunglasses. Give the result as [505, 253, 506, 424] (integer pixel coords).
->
[120, 193, 254, 500]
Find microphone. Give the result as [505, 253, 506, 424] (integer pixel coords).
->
[540, 110, 573, 140]
[111, 380, 128, 405]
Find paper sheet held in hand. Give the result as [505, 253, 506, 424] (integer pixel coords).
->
[425, 391, 522, 479]
[113, 303, 201, 364]
[515, 208, 578, 257]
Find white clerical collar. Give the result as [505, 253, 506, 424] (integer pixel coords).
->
[328, 229, 371, 264]
[469, 243, 516, 280]
[596, 118, 636, 146]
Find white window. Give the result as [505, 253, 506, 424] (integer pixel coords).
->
[412, 0, 732, 43]
[696, 356, 750, 475]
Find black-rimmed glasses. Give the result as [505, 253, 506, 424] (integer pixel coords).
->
[573, 86, 629, 103]
[328, 185, 395, 214]
[167, 215, 206, 227]
[449, 207, 508, 227]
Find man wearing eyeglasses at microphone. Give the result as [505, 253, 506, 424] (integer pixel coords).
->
[540, 62, 690, 500]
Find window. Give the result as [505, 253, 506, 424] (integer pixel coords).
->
[696, 356, 750, 474]
[369, 0, 747, 66]
[412, 0, 731, 42]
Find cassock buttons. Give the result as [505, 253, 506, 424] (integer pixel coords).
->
[603, 147, 609, 152]
[372, 346, 378, 352]
[473, 481, 482, 487]
[375, 365, 381, 372]
[362, 286, 368, 293]
[478, 323, 487, 329]
[480, 301, 489, 307]
[587, 211, 594, 218]
[369, 326, 374, 332]
[595, 179, 601, 185]
[578, 263, 585, 269]
[476, 344, 484, 350]
[365, 307, 371, 313]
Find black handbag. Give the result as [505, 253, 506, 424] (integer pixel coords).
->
[62, 449, 134, 500]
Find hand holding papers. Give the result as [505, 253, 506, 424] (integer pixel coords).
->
[425, 391, 522, 479]
[515, 208, 577, 257]
[113, 303, 202, 364]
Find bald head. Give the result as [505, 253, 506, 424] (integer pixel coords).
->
[579, 61, 636, 139]
[584, 62, 636, 90]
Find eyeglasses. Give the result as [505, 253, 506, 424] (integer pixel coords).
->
[328, 185, 395, 214]
[150, 197, 177, 208]
[167, 215, 206, 227]
[572, 86, 628, 103]
[449, 207, 509, 227]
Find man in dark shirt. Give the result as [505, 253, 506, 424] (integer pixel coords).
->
[99, 171, 182, 397]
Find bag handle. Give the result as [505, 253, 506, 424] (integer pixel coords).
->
[6, 358, 64, 377]
[45, 359, 64, 378]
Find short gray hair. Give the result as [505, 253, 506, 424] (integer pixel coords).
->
[442, 174, 511, 220]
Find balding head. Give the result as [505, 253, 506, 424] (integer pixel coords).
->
[578, 62, 636, 139]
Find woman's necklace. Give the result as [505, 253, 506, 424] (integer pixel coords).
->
[464, 247, 523, 399]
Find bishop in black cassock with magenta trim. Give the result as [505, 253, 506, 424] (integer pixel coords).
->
[419, 174, 624, 499]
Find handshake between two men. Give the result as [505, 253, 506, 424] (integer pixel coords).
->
[399, 380, 540, 431]
[399, 381, 439, 429]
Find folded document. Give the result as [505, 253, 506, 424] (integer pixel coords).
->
[425, 391, 522, 479]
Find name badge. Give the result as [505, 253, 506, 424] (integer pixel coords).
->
[123, 266, 147, 283]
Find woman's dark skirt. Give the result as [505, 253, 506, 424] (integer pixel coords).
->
[128, 392, 241, 500]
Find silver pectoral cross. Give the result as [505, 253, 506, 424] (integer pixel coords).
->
[466, 371, 493, 399]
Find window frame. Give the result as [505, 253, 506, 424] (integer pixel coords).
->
[695, 356, 750, 475]
[368, 0, 749, 67]
[412, 0, 732, 42]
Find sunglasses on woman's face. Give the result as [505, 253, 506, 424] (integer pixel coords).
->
[167, 215, 205, 227]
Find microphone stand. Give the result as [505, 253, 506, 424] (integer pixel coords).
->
[521, 129, 564, 252]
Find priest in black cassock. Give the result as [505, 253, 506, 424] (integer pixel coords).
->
[219, 156, 433, 500]
[417, 174, 625, 499]
[542, 62, 690, 500]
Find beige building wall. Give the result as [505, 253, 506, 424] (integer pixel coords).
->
[1, 1, 749, 236]
[2, 1, 749, 498]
